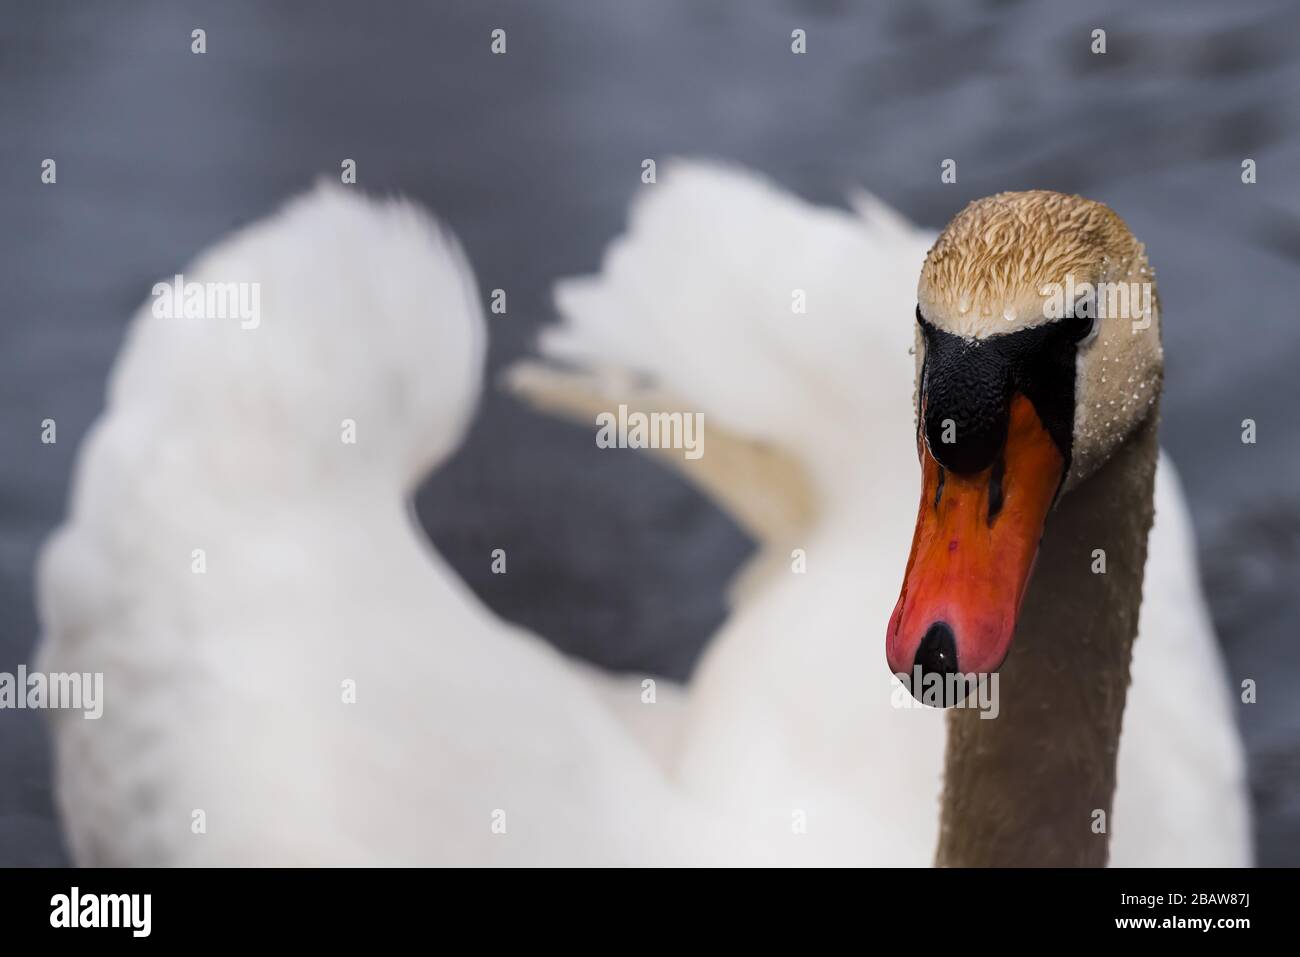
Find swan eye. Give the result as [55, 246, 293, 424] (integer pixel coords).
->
[1061, 312, 1096, 345]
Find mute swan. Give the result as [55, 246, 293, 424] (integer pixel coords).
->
[36, 162, 1249, 866]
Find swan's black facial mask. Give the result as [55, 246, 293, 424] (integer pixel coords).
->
[915, 305, 1085, 480]
[886, 306, 1089, 703]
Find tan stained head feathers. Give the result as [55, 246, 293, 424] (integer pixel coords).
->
[919, 190, 1144, 336]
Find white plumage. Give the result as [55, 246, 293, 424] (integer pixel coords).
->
[37, 165, 1250, 865]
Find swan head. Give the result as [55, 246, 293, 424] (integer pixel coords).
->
[887, 190, 1162, 703]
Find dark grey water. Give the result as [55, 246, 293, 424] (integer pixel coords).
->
[2, 0, 1297, 865]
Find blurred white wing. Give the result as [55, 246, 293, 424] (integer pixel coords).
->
[36, 185, 725, 865]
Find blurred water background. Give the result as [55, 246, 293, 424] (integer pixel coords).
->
[2, 0, 1297, 864]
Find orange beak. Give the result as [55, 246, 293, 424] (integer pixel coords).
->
[887, 394, 1064, 697]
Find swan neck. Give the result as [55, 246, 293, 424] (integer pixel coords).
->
[934, 406, 1160, 867]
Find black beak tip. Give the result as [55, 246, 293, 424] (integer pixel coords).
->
[915, 621, 959, 676]
[902, 621, 970, 707]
